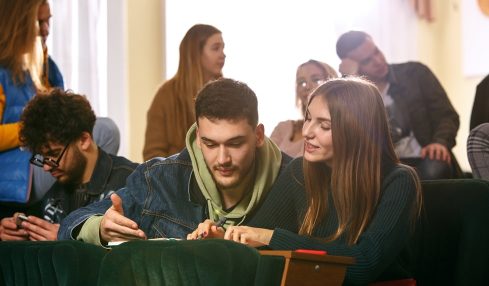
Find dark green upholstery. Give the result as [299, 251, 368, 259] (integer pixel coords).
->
[410, 179, 489, 285]
[98, 239, 265, 286]
[0, 239, 285, 286]
[3, 179, 488, 286]
[0, 240, 106, 286]
[254, 254, 284, 286]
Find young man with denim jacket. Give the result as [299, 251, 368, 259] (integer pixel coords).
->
[58, 78, 291, 245]
[0, 89, 137, 241]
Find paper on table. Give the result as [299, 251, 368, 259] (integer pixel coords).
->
[108, 237, 182, 246]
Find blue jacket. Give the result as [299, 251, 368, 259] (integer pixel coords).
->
[58, 148, 291, 240]
[46, 56, 64, 89]
[0, 67, 36, 203]
[42, 148, 137, 224]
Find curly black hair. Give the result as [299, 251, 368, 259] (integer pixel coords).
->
[19, 89, 96, 153]
[195, 78, 258, 127]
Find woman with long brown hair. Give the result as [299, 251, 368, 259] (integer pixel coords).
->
[190, 77, 422, 284]
[143, 24, 225, 160]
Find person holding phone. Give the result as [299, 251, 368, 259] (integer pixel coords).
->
[0, 90, 137, 241]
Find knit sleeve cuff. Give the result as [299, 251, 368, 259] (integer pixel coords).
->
[269, 228, 301, 250]
[77, 215, 106, 247]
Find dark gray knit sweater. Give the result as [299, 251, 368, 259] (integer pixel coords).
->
[249, 157, 418, 285]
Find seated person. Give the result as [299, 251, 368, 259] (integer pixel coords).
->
[467, 122, 489, 180]
[271, 59, 337, 157]
[0, 89, 137, 241]
[30, 117, 121, 204]
[189, 78, 422, 285]
[0, 0, 121, 215]
[32, 0, 121, 200]
[336, 30, 459, 180]
[470, 74, 489, 130]
[57, 78, 291, 244]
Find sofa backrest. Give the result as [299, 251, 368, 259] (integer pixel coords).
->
[410, 179, 489, 285]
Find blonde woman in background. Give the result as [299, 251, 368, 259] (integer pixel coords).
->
[143, 24, 226, 160]
[0, 0, 45, 215]
[270, 60, 337, 157]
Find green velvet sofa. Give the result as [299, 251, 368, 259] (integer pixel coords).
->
[0, 239, 284, 286]
[1, 179, 489, 286]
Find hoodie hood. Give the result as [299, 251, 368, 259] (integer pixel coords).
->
[185, 122, 282, 227]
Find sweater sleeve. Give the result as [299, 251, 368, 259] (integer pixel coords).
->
[0, 85, 21, 151]
[268, 167, 417, 285]
[77, 215, 105, 246]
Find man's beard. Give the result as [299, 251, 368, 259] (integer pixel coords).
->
[60, 147, 87, 189]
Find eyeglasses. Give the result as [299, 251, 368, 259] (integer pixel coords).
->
[296, 79, 327, 90]
[30, 143, 70, 169]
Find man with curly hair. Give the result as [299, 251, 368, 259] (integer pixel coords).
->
[0, 89, 137, 241]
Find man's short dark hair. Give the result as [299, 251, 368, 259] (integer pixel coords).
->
[20, 89, 96, 153]
[336, 30, 370, 59]
[195, 78, 258, 127]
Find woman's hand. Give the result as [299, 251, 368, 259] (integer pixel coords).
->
[187, 219, 225, 240]
[224, 226, 273, 248]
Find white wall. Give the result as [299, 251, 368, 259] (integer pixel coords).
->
[417, 0, 486, 171]
[165, 0, 418, 136]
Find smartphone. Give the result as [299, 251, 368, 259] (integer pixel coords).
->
[18, 214, 28, 221]
[16, 214, 29, 228]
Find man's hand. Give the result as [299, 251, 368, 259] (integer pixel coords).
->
[0, 214, 29, 241]
[223, 226, 273, 248]
[21, 216, 60, 241]
[187, 219, 225, 240]
[100, 193, 146, 243]
[421, 143, 451, 163]
[339, 58, 359, 76]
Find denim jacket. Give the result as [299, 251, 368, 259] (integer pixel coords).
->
[58, 148, 290, 240]
[43, 148, 137, 224]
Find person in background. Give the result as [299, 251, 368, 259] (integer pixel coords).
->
[0, 0, 122, 219]
[33, 0, 122, 208]
[0, 89, 137, 241]
[270, 60, 337, 157]
[36, 0, 120, 156]
[470, 74, 489, 130]
[143, 24, 226, 160]
[38, 0, 64, 89]
[58, 78, 290, 245]
[189, 78, 422, 285]
[467, 123, 489, 180]
[0, 0, 46, 215]
[336, 30, 459, 180]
